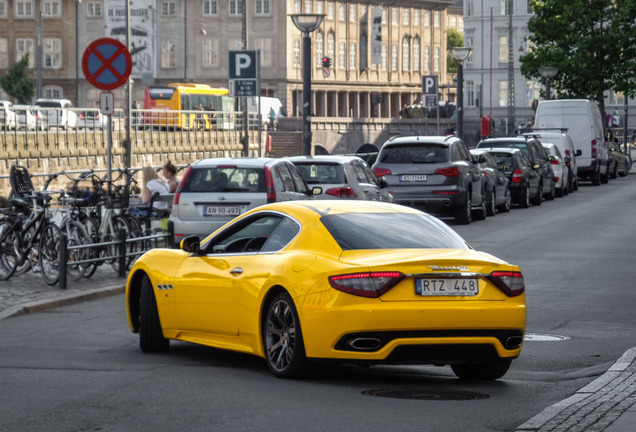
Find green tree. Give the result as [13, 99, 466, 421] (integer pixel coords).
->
[0, 54, 35, 104]
[447, 28, 464, 74]
[520, 0, 636, 123]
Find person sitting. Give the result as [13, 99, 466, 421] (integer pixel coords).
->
[141, 166, 170, 214]
[162, 161, 179, 193]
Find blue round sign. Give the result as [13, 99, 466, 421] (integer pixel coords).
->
[82, 38, 132, 90]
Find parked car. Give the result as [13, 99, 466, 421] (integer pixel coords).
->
[534, 99, 609, 185]
[12, 105, 37, 131]
[523, 130, 580, 192]
[542, 143, 569, 197]
[372, 135, 487, 224]
[288, 155, 393, 202]
[477, 136, 555, 202]
[35, 98, 78, 129]
[481, 148, 542, 208]
[607, 140, 631, 178]
[78, 110, 107, 129]
[469, 149, 511, 215]
[127, 200, 526, 380]
[169, 157, 318, 245]
[0, 100, 17, 130]
[32, 107, 49, 131]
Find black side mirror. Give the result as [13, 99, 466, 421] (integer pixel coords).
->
[181, 236, 201, 255]
[575, 149, 582, 156]
[379, 177, 389, 188]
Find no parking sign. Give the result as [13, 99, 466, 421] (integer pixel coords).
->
[82, 38, 132, 90]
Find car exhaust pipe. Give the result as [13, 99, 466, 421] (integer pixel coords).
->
[505, 336, 523, 350]
[443, 200, 452, 207]
[348, 338, 382, 351]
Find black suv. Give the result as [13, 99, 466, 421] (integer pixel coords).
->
[372, 135, 487, 224]
[476, 136, 556, 201]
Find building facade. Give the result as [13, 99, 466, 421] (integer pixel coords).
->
[0, 0, 459, 120]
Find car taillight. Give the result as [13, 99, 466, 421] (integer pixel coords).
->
[264, 166, 276, 203]
[550, 159, 559, 165]
[325, 187, 357, 198]
[373, 167, 391, 177]
[434, 166, 460, 177]
[486, 271, 525, 297]
[329, 272, 405, 298]
[173, 165, 193, 206]
[592, 139, 597, 158]
[511, 169, 523, 183]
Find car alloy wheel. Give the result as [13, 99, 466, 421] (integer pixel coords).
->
[519, 185, 530, 209]
[486, 189, 496, 217]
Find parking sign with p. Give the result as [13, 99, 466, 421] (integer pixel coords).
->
[229, 50, 257, 96]
[422, 75, 438, 108]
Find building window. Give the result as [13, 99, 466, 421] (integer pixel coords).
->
[424, 11, 430, 26]
[402, 9, 409, 26]
[499, 80, 508, 107]
[391, 8, 398, 25]
[327, 2, 334, 20]
[381, 9, 387, 24]
[327, 32, 335, 66]
[402, 38, 410, 71]
[255, 0, 270, 16]
[413, 37, 420, 72]
[349, 4, 356, 22]
[433, 11, 440, 27]
[527, 0, 533, 14]
[316, 1, 323, 15]
[499, 35, 508, 63]
[526, 80, 541, 106]
[304, 0, 312, 13]
[15, 1, 34, 18]
[467, 1, 474, 16]
[44, 86, 62, 99]
[434, 46, 440, 72]
[293, 0, 300, 14]
[293, 38, 301, 67]
[256, 38, 271, 66]
[423, 46, 430, 71]
[500, 0, 509, 15]
[0, 0, 6, 19]
[203, 0, 218, 16]
[349, 42, 357, 69]
[44, 38, 62, 68]
[467, 81, 475, 106]
[16, 39, 34, 68]
[161, 39, 176, 68]
[202, 38, 218, 66]
[315, 32, 324, 67]
[381, 43, 387, 70]
[413, 10, 420, 26]
[43, 0, 61, 16]
[338, 41, 346, 68]
[391, 44, 398, 71]
[338, 4, 345, 21]
[229, 0, 242, 16]
[466, 37, 474, 64]
[0, 38, 7, 68]
[86, 1, 102, 17]
[160, 1, 177, 16]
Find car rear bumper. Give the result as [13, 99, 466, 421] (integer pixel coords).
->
[392, 189, 466, 214]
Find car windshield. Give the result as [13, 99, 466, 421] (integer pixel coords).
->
[181, 166, 265, 193]
[380, 144, 450, 164]
[294, 163, 345, 184]
[320, 212, 469, 250]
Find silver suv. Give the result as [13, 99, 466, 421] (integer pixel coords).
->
[372, 135, 487, 224]
[169, 157, 316, 245]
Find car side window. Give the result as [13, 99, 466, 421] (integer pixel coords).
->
[260, 217, 301, 252]
[205, 214, 284, 253]
[360, 161, 381, 185]
[287, 163, 309, 193]
[351, 160, 371, 184]
[274, 164, 296, 192]
[451, 144, 462, 162]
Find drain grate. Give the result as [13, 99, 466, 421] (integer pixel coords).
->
[363, 389, 489, 401]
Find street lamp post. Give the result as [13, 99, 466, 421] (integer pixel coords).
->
[290, 14, 325, 155]
[449, 47, 472, 140]
[538, 66, 558, 100]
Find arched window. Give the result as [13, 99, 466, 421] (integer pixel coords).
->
[402, 37, 410, 71]
[315, 32, 324, 68]
[327, 32, 335, 67]
[413, 37, 420, 72]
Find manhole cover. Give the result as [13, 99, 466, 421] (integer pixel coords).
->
[524, 333, 571, 341]
[362, 389, 489, 401]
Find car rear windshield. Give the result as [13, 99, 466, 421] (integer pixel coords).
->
[489, 153, 516, 170]
[36, 101, 64, 108]
[181, 167, 266, 193]
[480, 141, 529, 156]
[320, 212, 469, 250]
[294, 163, 345, 184]
[379, 143, 449, 164]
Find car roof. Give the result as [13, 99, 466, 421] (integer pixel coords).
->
[250, 199, 420, 217]
[191, 157, 277, 168]
[477, 147, 523, 155]
[381, 135, 461, 147]
[286, 155, 362, 164]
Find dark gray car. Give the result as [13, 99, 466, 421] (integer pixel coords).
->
[372, 135, 486, 224]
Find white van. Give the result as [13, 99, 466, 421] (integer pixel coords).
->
[534, 99, 609, 185]
[35, 98, 78, 130]
[247, 96, 283, 128]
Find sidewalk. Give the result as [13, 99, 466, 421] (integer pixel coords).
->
[1, 268, 635, 431]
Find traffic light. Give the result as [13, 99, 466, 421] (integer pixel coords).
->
[322, 56, 332, 69]
[371, 92, 382, 104]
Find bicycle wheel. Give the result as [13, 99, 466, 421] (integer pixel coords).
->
[104, 214, 131, 273]
[13, 224, 36, 276]
[0, 218, 18, 280]
[38, 222, 62, 286]
[80, 215, 101, 278]
[65, 220, 90, 281]
[125, 214, 145, 262]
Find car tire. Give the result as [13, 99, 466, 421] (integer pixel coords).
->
[600, 164, 610, 184]
[473, 190, 487, 221]
[451, 358, 512, 380]
[531, 182, 542, 206]
[545, 180, 556, 201]
[454, 192, 472, 225]
[518, 185, 530, 209]
[497, 188, 511, 213]
[574, 176, 579, 191]
[139, 274, 170, 353]
[486, 189, 496, 217]
[610, 163, 618, 179]
[264, 292, 309, 379]
[556, 185, 564, 198]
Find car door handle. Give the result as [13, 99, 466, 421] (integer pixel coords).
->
[230, 267, 243, 275]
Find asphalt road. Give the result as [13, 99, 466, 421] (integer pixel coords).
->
[0, 173, 635, 432]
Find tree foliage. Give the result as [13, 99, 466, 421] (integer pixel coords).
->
[520, 0, 636, 121]
[447, 28, 464, 74]
[0, 54, 35, 104]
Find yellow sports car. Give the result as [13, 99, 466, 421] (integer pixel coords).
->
[126, 200, 526, 379]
